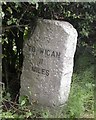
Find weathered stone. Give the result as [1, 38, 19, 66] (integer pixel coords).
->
[20, 19, 78, 107]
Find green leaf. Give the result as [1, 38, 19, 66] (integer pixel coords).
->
[20, 100, 26, 106]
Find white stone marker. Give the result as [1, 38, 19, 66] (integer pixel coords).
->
[21, 19, 78, 107]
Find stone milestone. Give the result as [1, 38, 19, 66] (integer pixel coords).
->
[20, 19, 78, 107]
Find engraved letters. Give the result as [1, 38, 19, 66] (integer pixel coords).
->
[30, 46, 61, 58]
[29, 46, 61, 76]
[32, 66, 49, 76]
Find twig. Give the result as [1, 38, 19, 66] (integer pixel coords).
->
[2, 24, 29, 30]
[17, 4, 29, 25]
[3, 98, 30, 112]
[2, 100, 9, 111]
[2, 24, 29, 33]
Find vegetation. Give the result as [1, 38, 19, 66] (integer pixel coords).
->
[1, 2, 95, 119]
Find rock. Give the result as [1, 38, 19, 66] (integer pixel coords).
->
[20, 19, 78, 107]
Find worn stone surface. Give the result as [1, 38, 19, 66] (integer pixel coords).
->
[20, 19, 78, 107]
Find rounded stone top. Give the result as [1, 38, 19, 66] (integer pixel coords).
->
[38, 19, 78, 37]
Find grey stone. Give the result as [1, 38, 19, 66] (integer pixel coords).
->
[20, 19, 78, 107]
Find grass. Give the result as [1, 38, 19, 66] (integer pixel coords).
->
[64, 47, 94, 118]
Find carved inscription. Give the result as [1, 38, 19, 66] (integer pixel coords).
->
[30, 46, 61, 59]
[39, 48, 61, 58]
[29, 46, 61, 76]
[32, 66, 49, 76]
